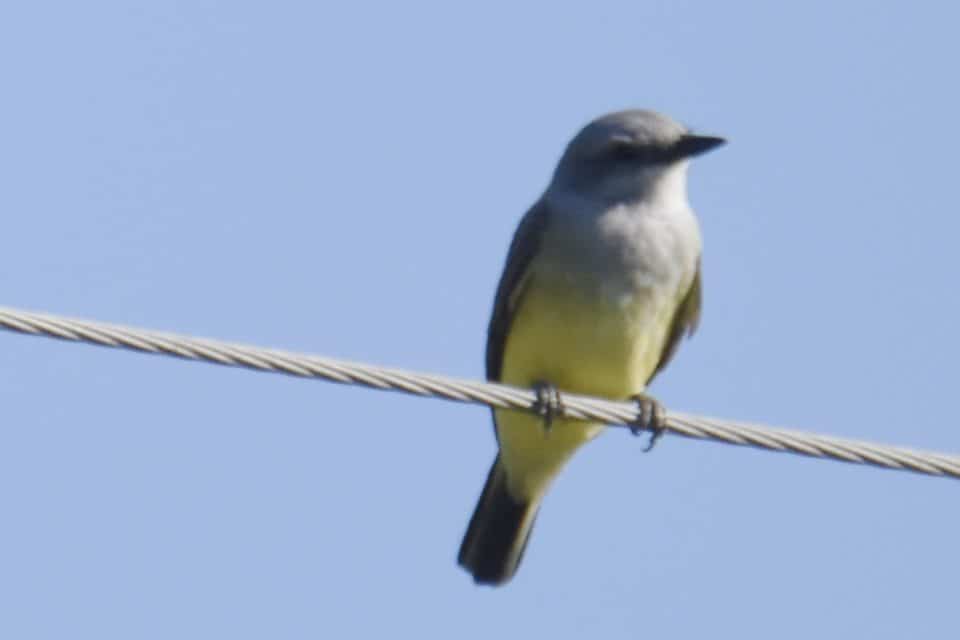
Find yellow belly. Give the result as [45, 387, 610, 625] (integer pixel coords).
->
[496, 282, 677, 499]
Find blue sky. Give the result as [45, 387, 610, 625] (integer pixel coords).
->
[1, 1, 958, 638]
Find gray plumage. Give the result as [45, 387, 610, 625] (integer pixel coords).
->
[461, 109, 724, 585]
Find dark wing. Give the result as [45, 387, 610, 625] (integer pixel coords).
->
[485, 200, 552, 381]
[647, 260, 702, 383]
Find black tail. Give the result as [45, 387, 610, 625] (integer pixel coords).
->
[458, 456, 540, 586]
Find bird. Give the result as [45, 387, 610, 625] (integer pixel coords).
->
[457, 109, 724, 586]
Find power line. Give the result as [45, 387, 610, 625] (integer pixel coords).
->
[1, 305, 958, 480]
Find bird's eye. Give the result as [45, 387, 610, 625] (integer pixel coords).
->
[609, 142, 642, 161]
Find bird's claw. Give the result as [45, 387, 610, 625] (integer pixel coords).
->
[532, 381, 563, 434]
[629, 392, 667, 452]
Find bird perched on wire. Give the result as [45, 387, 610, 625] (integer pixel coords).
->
[458, 109, 724, 585]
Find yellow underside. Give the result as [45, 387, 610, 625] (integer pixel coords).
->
[497, 282, 676, 500]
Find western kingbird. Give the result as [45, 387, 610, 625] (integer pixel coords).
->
[458, 109, 724, 585]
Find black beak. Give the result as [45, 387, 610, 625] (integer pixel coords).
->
[674, 134, 726, 158]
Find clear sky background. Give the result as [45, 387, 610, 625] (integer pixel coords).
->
[1, 1, 958, 638]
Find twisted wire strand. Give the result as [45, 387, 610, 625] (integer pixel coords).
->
[2, 305, 958, 480]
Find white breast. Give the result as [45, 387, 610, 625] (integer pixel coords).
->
[540, 165, 702, 306]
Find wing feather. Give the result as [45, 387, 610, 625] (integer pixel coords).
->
[648, 261, 702, 383]
[485, 201, 552, 381]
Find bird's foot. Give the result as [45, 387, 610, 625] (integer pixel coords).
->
[532, 381, 564, 435]
[629, 392, 667, 452]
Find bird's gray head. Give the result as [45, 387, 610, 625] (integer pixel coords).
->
[550, 110, 724, 201]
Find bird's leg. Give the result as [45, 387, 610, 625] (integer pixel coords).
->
[531, 381, 564, 435]
[629, 392, 667, 452]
